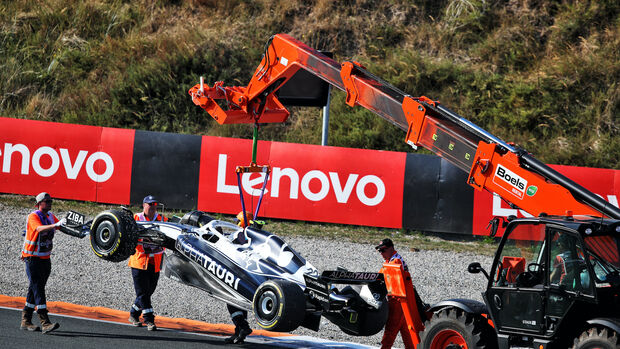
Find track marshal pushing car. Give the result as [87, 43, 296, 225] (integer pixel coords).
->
[20, 192, 65, 334]
[128, 195, 168, 331]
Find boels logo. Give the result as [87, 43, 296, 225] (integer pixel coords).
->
[493, 164, 528, 200]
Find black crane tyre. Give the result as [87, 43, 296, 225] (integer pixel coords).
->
[419, 308, 497, 349]
[90, 209, 138, 262]
[572, 327, 619, 349]
[252, 279, 305, 332]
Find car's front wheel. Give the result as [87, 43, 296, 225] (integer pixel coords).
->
[90, 209, 138, 262]
[252, 279, 305, 332]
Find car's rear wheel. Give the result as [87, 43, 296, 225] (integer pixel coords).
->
[90, 209, 138, 262]
[336, 286, 388, 336]
[252, 279, 305, 332]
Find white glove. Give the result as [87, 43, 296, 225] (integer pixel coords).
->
[55, 218, 67, 227]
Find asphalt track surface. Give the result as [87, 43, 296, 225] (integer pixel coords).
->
[0, 305, 377, 349]
[1, 306, 262, 349]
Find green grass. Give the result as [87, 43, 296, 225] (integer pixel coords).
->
[0, 193, 497, 255]
[1, 0, 618, 169]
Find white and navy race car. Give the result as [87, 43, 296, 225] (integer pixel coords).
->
[61, 208, 388, 335]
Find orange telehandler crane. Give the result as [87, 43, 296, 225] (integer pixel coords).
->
[189, 34, 620, 349]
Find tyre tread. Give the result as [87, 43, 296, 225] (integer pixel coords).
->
[90, 209, 138, 262]
[419, 308, 496, 349]
[572, 326, 619, 349]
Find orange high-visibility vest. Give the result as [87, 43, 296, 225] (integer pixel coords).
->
[127, 212, 167, 272]
[21, 210, 58, 259]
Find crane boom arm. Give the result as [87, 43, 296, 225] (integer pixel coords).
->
[189, 33, 620, 220]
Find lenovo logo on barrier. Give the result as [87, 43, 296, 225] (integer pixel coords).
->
[1, 143, 114, 182]
[216, 154, 386, 206]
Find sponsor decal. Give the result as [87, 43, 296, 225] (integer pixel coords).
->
[304, 277, 328, 293]
[176, 238, 240, 290]
[198, 137, 405, 228]
[365, 295, 380, 309]
[493, 164, 527, 199]
[216, 154, 386, 206]
[0, 118, 134, 204]
[309, 290, 329, 303]
[325, 271, 380, 281]
[522, 319, 537, 326]
[1, 143, 114, 182]
[526, 185, 538, 197]
[66, 211, 86, 225]
[473, 163, 620, 236]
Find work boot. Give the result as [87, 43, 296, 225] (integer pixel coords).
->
[235, 325, 252, 344]
[38, 311, 60, 334]
[225, 315, 252, 344]
[224, 326, 240, 344]
[20, 309, 39, 331]
[145, 321, 157, 331]
[128, 314, 142, 327]
[144, 316, 157, 331]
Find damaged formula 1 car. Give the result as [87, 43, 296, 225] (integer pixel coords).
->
[63, 208, 388, 335]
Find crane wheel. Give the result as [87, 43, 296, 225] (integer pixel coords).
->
[572, 327, 619, 349]
[419, 308, 496, 349]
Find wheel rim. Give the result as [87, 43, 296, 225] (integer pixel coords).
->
[94, 220, 117, 252]
[257, 289, 278, 321]
[260, 293, 274, 314]
[100, 227, 111, 243]
[430, 329, 468, 349]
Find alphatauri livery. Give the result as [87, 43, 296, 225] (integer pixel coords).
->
[62, 208, 388, 335]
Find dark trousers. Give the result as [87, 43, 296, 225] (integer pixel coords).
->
[24, 257, 51, 312]
[130, 264, 159, 321]
[227, 304, 249, 329]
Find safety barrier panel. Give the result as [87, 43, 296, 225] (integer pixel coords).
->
[1, 117, 618, 235]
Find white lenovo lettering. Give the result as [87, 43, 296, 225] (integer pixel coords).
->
[216, 154, 269, 197]
[330, 172, 358, 203]
[32, 146, 59, 177]
[216, 153, 386, 206]
[271, 167, 299, 199]
[301, 170, 330, 201]
[1, 143, 114, 182]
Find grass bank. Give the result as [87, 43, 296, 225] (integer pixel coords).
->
[1, 0, 618, 168]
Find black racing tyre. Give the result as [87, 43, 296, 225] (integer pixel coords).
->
[338, 297, 389, 336]
[89, 209, 138, 262]
[572, 327, 619, 349]
[252, 279, 305, 332]
[419, 308, 497, 349]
